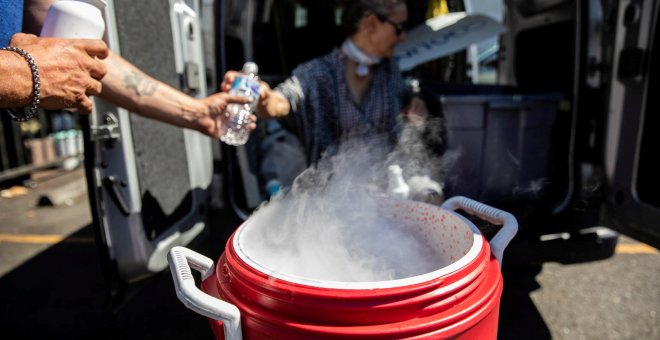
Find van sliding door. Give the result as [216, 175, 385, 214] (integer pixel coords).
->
[602, 0, 660, 249]
[84, 0, 213, 303]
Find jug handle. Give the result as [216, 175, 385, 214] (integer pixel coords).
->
[441, 196, 518, 266]
[168, 246, 243, 340]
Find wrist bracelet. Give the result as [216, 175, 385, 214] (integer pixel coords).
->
[1, 46, 41, 122]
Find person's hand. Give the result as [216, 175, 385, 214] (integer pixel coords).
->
[220, 70, 242, 93]
[221, 70, 272, 117]
[401, 96, 429, 127]
[221, 70, 272, 98]
[196, 91, 257, 139]
[9, 33, 109, 113]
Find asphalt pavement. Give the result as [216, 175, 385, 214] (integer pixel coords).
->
[0, 168, 658, 339]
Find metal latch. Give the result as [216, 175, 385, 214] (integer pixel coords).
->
[90, 113, 120, 142]
[184, 61, 200, 92]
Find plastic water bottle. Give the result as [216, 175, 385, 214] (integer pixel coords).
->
[40, 0, 107, 39]
[220, 62, 260, 145]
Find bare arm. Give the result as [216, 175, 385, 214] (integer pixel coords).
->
[99, 51, 253, 138]
[23, 0, 254, 137]
[259, 86, 292, 119]
[0, 49, 38, 108]
[1, 33, 108, 112]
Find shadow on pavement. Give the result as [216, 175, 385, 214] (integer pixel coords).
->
[1, 221, 552, 339]
[498, 265, 552, 339]
[0, 224, 215, 340]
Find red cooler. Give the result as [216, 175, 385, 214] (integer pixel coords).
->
[169, 196, 517, 339]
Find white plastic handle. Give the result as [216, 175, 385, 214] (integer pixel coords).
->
[441, 196, 518, 265]
[168, 246, 243, 340]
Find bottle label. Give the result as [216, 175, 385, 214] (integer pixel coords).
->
[230, 76, 260, 102]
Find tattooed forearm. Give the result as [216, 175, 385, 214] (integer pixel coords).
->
[124, 70, 158, 97]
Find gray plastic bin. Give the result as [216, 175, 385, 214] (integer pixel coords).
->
[440, 93, 562, 203]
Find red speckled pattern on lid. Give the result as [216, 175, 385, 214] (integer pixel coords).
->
[383, 199, 475, 268]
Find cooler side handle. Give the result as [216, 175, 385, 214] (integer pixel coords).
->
[441, 196, 518, 265]
[168, 246, 242, 340]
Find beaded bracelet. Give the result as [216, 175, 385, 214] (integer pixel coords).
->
[1, 46, 41, 122]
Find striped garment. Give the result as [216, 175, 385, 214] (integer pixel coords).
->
[275, 48, 407, 164]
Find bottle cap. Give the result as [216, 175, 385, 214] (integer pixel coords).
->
[266, 179, 282, 197]
[243, 62, 259, 76]
[80, 0, 107, 9]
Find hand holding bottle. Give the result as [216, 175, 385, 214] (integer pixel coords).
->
[196, 92, 256, 139]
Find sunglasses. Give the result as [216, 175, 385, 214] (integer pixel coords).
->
[375, 13, 407, 36]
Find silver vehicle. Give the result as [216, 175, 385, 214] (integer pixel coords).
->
[84, 0, 659, 306]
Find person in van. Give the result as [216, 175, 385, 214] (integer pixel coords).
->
[222, 0, 428, 165]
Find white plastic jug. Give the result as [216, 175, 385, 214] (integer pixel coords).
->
[40, 0, 107, 39]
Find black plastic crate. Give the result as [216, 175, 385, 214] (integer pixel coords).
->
[437, 92, 562, 203]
